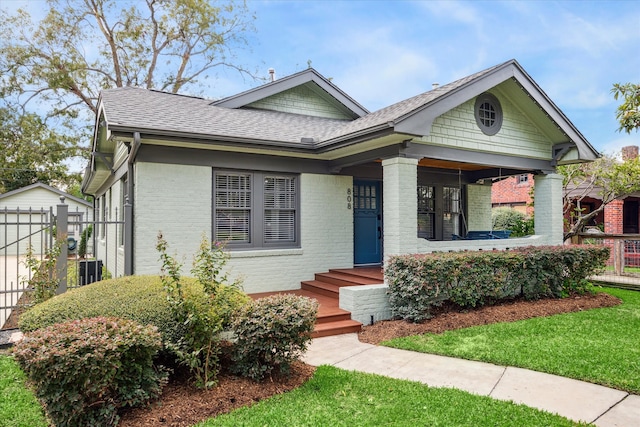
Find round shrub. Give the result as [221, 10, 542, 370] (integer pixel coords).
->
[13, 317, 167, 427]
[231, 294, 318, 380]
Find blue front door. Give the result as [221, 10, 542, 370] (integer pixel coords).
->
[354, 180, 382, 265]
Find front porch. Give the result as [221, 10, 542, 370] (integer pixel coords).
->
[249, 267, 384, 338]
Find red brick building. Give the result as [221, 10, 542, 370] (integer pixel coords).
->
[492, 146, 640, 235]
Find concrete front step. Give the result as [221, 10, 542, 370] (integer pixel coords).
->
[312, 319, 362, 338]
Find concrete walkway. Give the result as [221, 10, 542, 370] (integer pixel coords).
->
[302, 333, 639, 426]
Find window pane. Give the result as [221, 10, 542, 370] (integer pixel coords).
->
[215, 173, 252, 243]
[443, 186, 461, 239]
[264, 210, 295, 242]
[216, 210, 250, 242]
[417, 185, 435, 239]
[264, 175, 296, 243]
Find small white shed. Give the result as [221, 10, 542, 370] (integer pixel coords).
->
[0, 183, 93, 256]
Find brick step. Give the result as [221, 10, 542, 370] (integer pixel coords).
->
[315, 271, 382, 287]
[312, 319, 362, 338]
[301, 280, 341, 298]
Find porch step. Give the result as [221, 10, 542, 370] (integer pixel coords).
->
[312, 319, 362, 338]
[301, 280, 341, 298]
[315, 271, 383, 287]
[329, 268, 384, 282]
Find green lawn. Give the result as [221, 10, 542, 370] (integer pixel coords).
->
[5, 287, 635, 426]
[384, 287, 640, 393]
[198, 366, 584, 427]
[0, 355, 48, 427]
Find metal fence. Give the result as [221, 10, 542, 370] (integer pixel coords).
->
[0, 198, 126, 330]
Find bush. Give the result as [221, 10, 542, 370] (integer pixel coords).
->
[156, 234, 251, 388]
[386, 245, 610, 322]
[13, 317, 167, 427]
[492, 208, 534, 237]
[231, 294, 318, 380]
[19, 275, 249, 354]
[492, 208, 526, 230]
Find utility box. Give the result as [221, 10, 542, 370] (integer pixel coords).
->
[79, 260, 103, 286]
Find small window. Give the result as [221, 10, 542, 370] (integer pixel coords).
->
[518, 174, 529, 184]
[474, 93, 503, 136]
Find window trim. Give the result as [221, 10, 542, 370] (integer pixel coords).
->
[213, 170, 300, 250]
[474, 93, 503, 136]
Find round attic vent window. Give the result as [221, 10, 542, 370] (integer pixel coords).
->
[474, 93, 502, 136]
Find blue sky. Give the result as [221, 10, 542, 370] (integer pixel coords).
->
[4, 0, 640, 158]
[215, 0, 639, 156]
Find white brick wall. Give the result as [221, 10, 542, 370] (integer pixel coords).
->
[534, 173, 564, 245]
[467, 183, 492, 231]
[229, 174, 353, 293]
[382, 157, 418, 258]
[133, 162, 212, 275]
[340, 284, 392, 325]
[227, 173, 353, 293]
[132, 167, 353, 293]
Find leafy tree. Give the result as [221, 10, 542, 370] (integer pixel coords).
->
[559, 152, 640, 240]
[0, 0, 256, 119]
[0, 108, 81, 193]
[612, 83, 640, 133]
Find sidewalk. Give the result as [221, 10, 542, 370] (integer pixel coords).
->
[302, 333, 639, 426]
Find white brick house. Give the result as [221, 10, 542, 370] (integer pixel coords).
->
[81, 60, 599, 294]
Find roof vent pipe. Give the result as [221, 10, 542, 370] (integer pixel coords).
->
[268, 68, 276, 82]
[432, 83, 439, 89]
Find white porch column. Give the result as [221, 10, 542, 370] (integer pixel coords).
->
[467, 183, 493, 231]
[534, 173, 564, 245]
[382, 157, 418, 258]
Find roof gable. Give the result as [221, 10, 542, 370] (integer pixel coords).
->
[0, 182, 91, 207]
[244, 82, 357, 120]
[386, 60, 598, 161]
[212, 68, 369, 119]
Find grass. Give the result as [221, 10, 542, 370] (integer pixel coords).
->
[384, 287, 640, 394]
[198, 365, 584, 427]
[0, 355, 48, 427]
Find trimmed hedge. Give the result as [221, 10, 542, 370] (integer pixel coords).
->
[386, 245, 610, 322]
[19, 275, 250, 350]
[13, 317, 167, 427]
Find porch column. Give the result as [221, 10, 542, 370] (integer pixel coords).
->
[382, 157, 418, 258]
[534, 173, 563, 245]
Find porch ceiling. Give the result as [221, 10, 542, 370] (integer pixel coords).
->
[417, 158, 493, 171]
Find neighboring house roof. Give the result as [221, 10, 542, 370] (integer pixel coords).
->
[0, 182, 91, 208]
[84, 59, 600, 194]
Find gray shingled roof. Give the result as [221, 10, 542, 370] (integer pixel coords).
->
[101, 61, 507, 148]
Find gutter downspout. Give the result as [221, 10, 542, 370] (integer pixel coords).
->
[124, 132, 140, 276]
